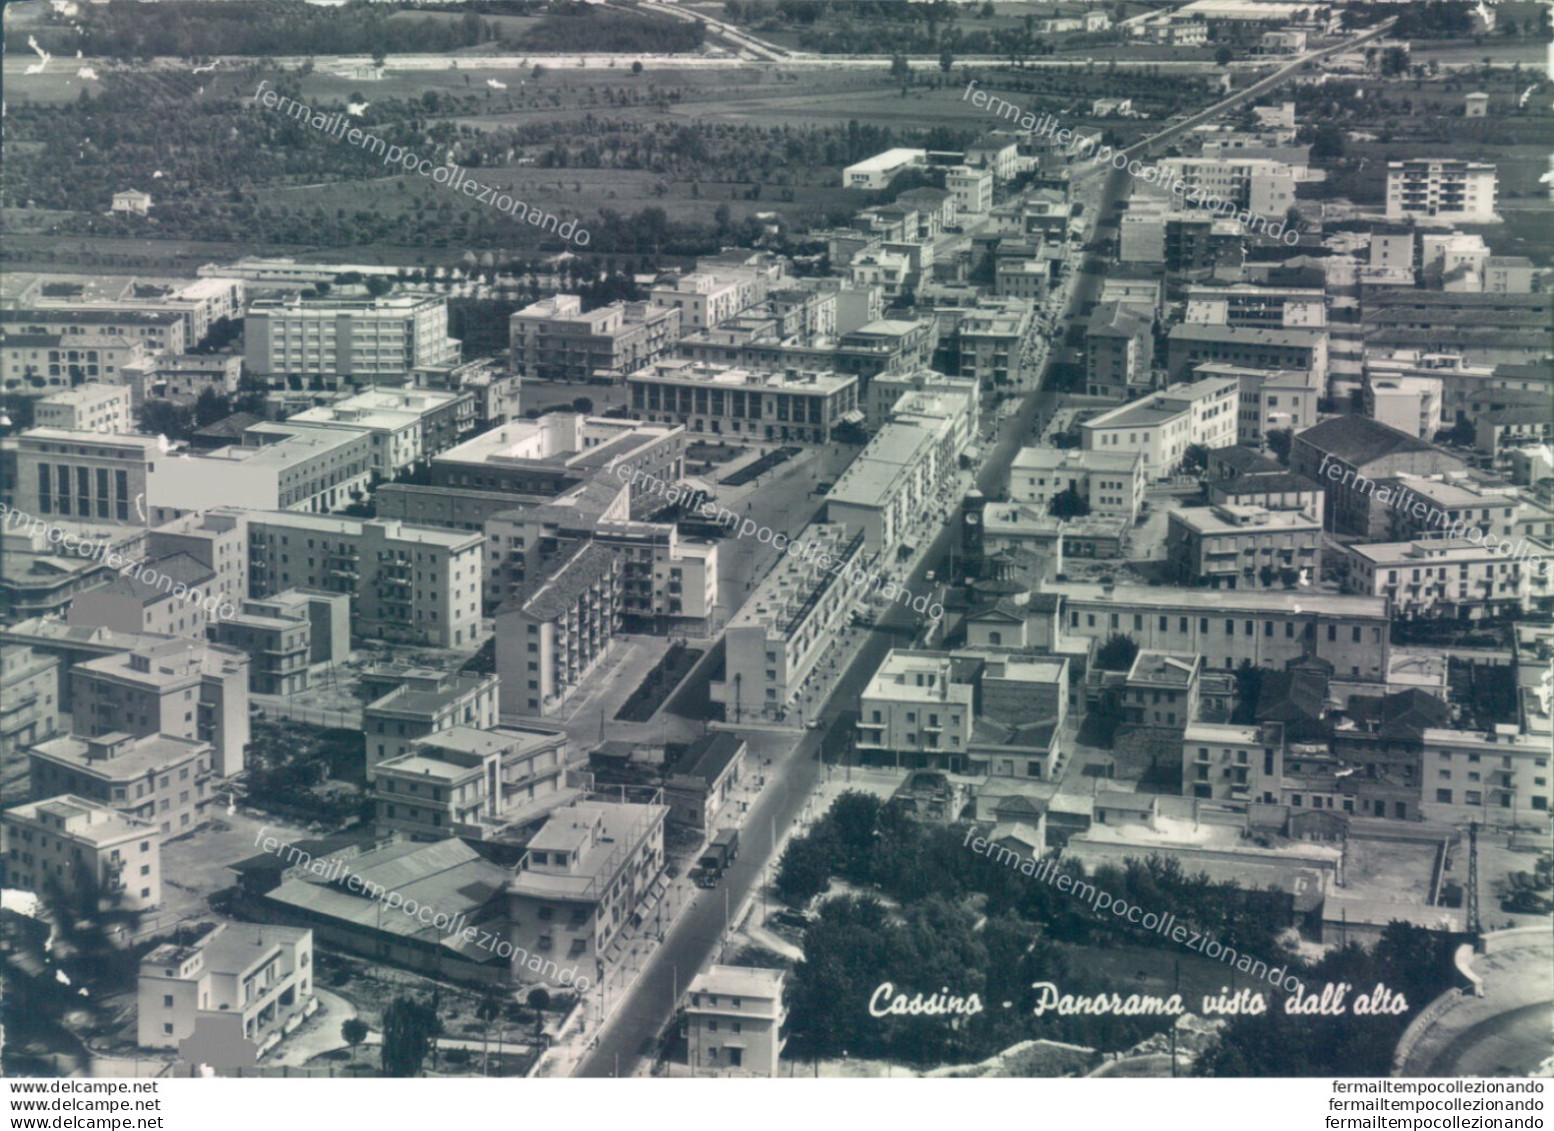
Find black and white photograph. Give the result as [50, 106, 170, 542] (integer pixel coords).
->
[0, 0, 1550, 1120]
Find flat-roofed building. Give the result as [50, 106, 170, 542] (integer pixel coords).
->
[2, 794, 161, 912]
[713, 523, 870, 722]
[282, 386, 474, 476]
[243, 293, 459, 380]
[137, 923, 313, 1054]
[363, 669, 499, 781]
[1343, 537, 1542, 621]
[957, 298, 1036, 391]
[10, 428, 161, 526]
[374, 723, 571, 842]
[123, 353, 243, 408]
[1010, 447, 1145, 523]
[1167, 324, 1327, 384]
[649, 273, 756, 333]
[1085, 302, 1155, 400]
[509, 295, 680, 382]
[1079, 376, 1239, 479]
[1183, 722, 1278, 803]
[145, 423, 375, 519]
[0, 307, 187, 357]
[844, 148, 927, 190]
[685, 965, 787, 1077]
[664, 732, 747, 833]
[1158, 156, 1297, 223]
[0, 645, 62, 762]
[1386, 159, 1497, 223]
[241, 510, 484, 649]
[1192, 361, 1320, 449]
[1121, 650, 1201, 729]
[432, 414, 685, 509]
[507, 798, 669, 977]
[1183, 284, 1326, 330]
[495, 543, 621, 718]
[627, 359, 858, 443]
[1362, 375, 1443, 441]
[866, 367, 979, 433]
[1042, 582, 1392, 680]
[35, 384, 133, 434]
[29, 731, 216, 839]
[825, 416, 956, 556]
[1420, 726, 1549, 823]
[1166, 502, 1323, 589]
[69, 639, 251, 777]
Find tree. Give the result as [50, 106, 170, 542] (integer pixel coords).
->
[341, 1018, 369, 1066]
[938, 47, 955, 73]
[1095, 633, 1139, 672]
[1179, 443, 1210, 477]
[1049, 486, 1091, 518]
[1265, 428, 1293, 464]
[570, 396, 594, 414]
[193, 387, 231, 429]
[889, 53, 911, 83]
[380, 995, 439, 1077]
[1214, 45, 1233, 67]
[775, 829, 835, 905]
[1381, 46, 1409, 76]
[528, 987, 551, 1013]
[631, 60, 643, 74]
[829, 790, 881, 882]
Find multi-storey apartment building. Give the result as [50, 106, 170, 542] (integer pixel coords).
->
[685, 966, 788, 1077]
[1343, 538, 1540, 621]
[865, 367, 980, 433]
[506, 799, 669, 978]
[1042, 582, 1392, 679]
[1385, 160, 1497, 223]
[34, 384, 134, 434]
[1079, 376, 1239, 478]
[1420, 726, 1549, 823]
[1166, 324, 1327, 384]
[282, 387, 475, 476]
[1158, 156, 1297, 221]
[6, 275, 244, 343]
[2, 795, 161, 913]
[956, 298, 1035, 390]
[1085, 302, 1155, 400]
[495, 542, 622, 717]
[825, 416, 958, 557]
[0, 307, 187, 357]
[1192, 362, 1320, 448]
[243, 293, 460, 381]
[650, 272, 763, 332]
[243, 511, 483, 649]
[123, 353, 243, 407]
[627, 359, 858, 443]
[1166, 503, 1324, 590]
[714, 524, 871, 722]
[137, 923, 314, 1054]
[70, 639, 251, 777]
[1183, 721, 1282, 804]
[1010, 448, 1146, 523]
[1182, 284, 1327, 330]
[856, 650, 977, 767]
[29, 731, 216, 839]
[207, 600, 315, 696]
[0, 645, 61, 762]
[362, 669, 500, 780]
[1361, 375, 1444, 441]
[373, 723, 570, 841]
[66, 553, 218, 639]
[509, 295, 681, 382]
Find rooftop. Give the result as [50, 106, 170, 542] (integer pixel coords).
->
[1044, 581, 1389, 618]
[1295, 415, 1442, 465]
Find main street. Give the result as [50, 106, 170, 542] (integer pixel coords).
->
[574, 17, 1392, 1074]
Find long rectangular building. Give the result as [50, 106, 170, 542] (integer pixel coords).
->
[627, 358, 858, 444]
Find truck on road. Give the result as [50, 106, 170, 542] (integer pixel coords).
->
[692, 828, 740, 886]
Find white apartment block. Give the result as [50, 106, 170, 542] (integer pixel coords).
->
[243, 293, 460, 380]
[1420, 726, 1549, 823]
[70, 639, 251, 777]
[1192, 362, 1320, 447]
[825, 415, 958, 556]
[856, 650, 977, 764]
[843, 148, 927, 190]
[364, 670, 501, 780]
[1362, 375, 1443, 440]
[0, 307, 187, 357]
[685, 966, 788, 1077]
[282, 387, 473, 476]
[34, 384, 134, 434]
[137, 923, 314, 1054]
[509, 295, 680, 382]
[1079, 376, 1239, 478]
[2, 795, 162, 913]
[1158, 156, 1296, 220]
[1010, 447, 1146, 523]
[650, 273, 760, 332]
[1343, 537, 1543, 621]
[29, 731, 216, 839]
[243, 511, 484, 649]
[1386, 160, 1497, 223]
[714, 523, 871, 722]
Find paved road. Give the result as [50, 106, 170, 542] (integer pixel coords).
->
[1426, 1001, 1554, 1077]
